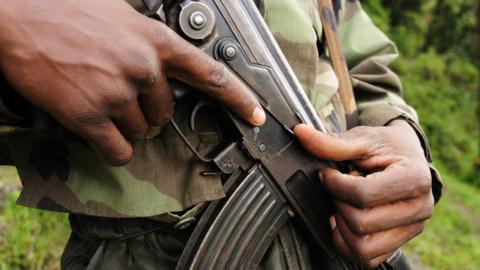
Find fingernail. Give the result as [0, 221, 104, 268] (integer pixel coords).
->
[329, 215, 337, 231]
[319, 169, 326, 184]
[252, 107, 266, 126]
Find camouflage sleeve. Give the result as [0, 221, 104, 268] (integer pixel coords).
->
[336, 0, 442, 202]
[336, 1, 417, 126]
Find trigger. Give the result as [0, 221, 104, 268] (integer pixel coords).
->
[190, 99, 216, 132]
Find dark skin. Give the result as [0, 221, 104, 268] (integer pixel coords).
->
[294, 120, 434, 268]
[0, 0, 265, 165]
[0, 1, 433, 268]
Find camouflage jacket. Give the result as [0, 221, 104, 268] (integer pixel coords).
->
[0, 0, 441, 218]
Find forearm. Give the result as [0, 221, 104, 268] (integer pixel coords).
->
[0, 3, 19, 65]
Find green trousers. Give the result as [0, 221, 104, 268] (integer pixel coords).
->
[61, 214, 410, 270]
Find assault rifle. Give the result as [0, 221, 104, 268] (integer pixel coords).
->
[140, 0, 364, 269]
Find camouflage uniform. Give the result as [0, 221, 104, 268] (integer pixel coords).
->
[0, 0, 442, 269]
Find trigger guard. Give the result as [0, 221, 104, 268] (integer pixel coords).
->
[190, 100, 217, 132]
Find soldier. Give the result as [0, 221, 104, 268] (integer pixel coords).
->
[0, 0, 442, 269]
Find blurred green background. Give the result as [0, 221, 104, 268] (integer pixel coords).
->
[0, 0, 478, 269]
[361, 1, 479, 269]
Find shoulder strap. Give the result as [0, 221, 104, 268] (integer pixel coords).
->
[316, 0, 358, 127]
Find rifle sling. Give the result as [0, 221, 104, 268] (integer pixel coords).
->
[316, 0, 359, 128]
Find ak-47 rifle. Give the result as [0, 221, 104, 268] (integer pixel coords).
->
[138, 0, 368, 269]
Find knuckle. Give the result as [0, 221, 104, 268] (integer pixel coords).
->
[110, 147, 133, 166]
[323, 170, 339, 187]
[126, 51, 159, 86]
[424, 207, 434, 220]
[153, 24, 181, 64]
[130, 125, 149, 139]
[69, 107, 109, 129]
[159, 111, 173, 126]
[407, 222, 426, 240]
[145, 107, 173, 127]
[350, 236, 374, 260]
[103, 91, 136, 112]
[132, 62, 157, 85]
[155, 22, 173, 46]
[419, 194, 434, 221]
[65, 107, 110, 137]
[415, 222, 426, 235]
[150, 107, 173, 127]
[144, 20, 168, 46]
[165, 104, 174, 118]
[206, 64, 230, 95]
[351, 185, 372, 208]
[363, 259, 382, 269]
[408, 161, 431, 191]
[154, 105, 174, 126]
[416, 170, 432, 194]
[351, 215, 370, 236]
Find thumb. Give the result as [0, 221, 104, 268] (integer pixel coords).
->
[293, 124, 367, 161]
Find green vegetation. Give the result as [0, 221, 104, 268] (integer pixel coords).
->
[403, 167, 480, 270]
[0, 168, 69, 270]
[0, 1, 478, 269]
[363, 0, 479, 187]
[363, 0, 479, 269]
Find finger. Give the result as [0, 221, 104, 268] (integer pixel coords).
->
[335, 213, 425, 261]
[66, 114, 133, 166]
[90, 124, 133, 166]
[331, 216, 356, 261]
[139, 73, 173, 126]
[361, 252, 395, 269]
[334, 192, 434, 235]
[112, 100, 149, 139]
[293, 124, 368, 161]
[354, 155, 403, 171]
[161, 29, 265, 126]
[349, 170, 362, 177]
[332, 220, 394, 268]
[321, 164, 432, 208]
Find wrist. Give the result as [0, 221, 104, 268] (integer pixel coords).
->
[388, 119, 420, 142]
[388, 118, 443, 204]
[387, 119, 411, 128]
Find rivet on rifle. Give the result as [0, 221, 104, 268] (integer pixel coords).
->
[226, 158, 235, 168]
[287, 206, 296, 218]
[174, 217, 196, 230]
[224, 45, 237, 60]
[259, 143, 266, 152]
[253, 127, 260, 140]
[189, 11, 207, 30]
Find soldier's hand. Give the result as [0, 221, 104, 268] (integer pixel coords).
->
[294, 120, 434, 268]
[0, 0, 265, 165]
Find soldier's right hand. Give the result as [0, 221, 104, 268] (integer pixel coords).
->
[0, 0, 265, 165]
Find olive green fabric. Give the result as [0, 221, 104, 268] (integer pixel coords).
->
[0, 0, 430, 269]
[61, 214, 410, 270]
[61, 215, 192, 270]
[7, 100, 225, 217]
[61, 215, 313, 270]
[0, 0, 441, 217]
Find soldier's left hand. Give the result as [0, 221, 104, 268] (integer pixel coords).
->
[294, 120, 434, 268]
